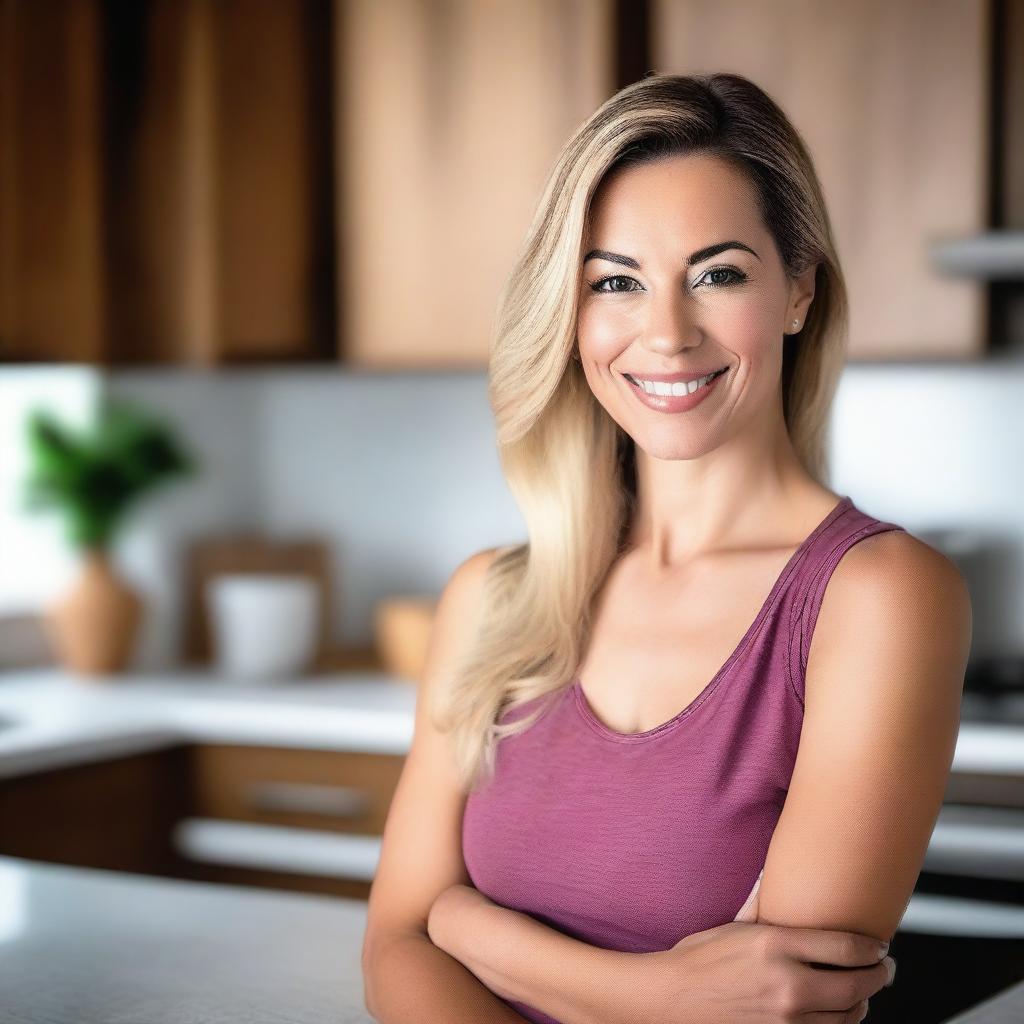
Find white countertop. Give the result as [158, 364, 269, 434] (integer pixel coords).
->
[0, 854, 374, 1024]
[0, 667, 1022, 778]
[0, 667, 419, 778]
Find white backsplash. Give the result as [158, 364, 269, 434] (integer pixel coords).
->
[2, 358, 1021, 669]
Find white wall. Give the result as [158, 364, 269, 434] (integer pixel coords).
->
[2, 359, 1021, 668]
[0, 367, 104, 612]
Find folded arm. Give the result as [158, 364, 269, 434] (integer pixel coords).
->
[428, 884, 648, 1024]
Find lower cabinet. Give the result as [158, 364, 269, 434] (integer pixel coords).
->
[178, 743, 407, 900]
[0, 746, 193, 877]
[0, 742, 407, 900]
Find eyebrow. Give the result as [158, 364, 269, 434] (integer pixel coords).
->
[582, 240, 761, 270]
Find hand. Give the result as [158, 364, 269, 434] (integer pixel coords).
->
[426, 883, 492, 954]
[623, 916, 894, 1024]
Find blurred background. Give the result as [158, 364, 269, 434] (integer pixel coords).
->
[1, 2, 1023, 1022]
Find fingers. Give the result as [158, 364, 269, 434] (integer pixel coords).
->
[787, 926, 891, 969]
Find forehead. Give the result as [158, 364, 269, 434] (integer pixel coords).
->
[586, 152, 763, 245]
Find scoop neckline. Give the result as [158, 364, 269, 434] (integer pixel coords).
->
[572, 494, 853, 743]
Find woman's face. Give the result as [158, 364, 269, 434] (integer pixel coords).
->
[576, 152, 815, 461]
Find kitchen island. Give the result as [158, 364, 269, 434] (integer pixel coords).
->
[0, 853, 374, 1023]
[1, 853, 1023, 1024]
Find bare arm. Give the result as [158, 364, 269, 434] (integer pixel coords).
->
[364, 928, 534, 1023]
[428, 884, 648, 1024]
[755, 533, 972, 940]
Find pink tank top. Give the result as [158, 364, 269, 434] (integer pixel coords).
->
[461, 494, 907, 1024]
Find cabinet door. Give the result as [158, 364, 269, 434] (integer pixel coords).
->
[189, 744, 404, 834]
[105, 0, 335, 365]
[0, 747, 190, 875]
[0, 0, 334, 366]
[0, 0, 105, 363]
[653, 0, 990, 359]
[334, 0, 615, 368]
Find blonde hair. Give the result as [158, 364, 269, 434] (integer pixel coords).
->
[433, 72, 849, 794]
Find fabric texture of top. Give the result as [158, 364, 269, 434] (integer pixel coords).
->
[460, 494, 908, 1024]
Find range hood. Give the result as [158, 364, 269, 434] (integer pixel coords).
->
[930, 230, 1024, 278]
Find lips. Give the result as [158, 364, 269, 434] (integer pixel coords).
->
[624, 366, 728, 389]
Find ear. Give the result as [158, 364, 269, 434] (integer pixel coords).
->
[790, 263, 818, 323]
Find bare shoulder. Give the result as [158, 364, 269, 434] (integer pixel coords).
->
[421, 546, 507, 716]
[813, 528, 973, 679]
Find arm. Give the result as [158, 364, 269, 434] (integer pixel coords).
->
[364, 927, 533, 1023]
[755, 532, 972, 940]
[428, 884, 648, 1024]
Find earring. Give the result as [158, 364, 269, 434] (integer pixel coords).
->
[791, 318, 800, 332]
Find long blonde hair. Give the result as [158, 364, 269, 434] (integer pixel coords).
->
[433, 72, 849, 794]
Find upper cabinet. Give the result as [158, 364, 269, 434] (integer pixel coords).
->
[0, 0, 613, 368]
[1, 0, 1016, 366]
[0, 0, 335, 366]
[0, 0, 106, 363]
[333, 0, 614, 368]
[653, 0, 992, 360]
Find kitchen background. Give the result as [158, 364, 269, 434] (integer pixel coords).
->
[1, 2, 1024, 1024]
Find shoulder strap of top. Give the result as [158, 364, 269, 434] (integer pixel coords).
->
[786, 500, 907, 707]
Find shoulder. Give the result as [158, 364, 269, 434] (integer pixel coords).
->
[444, 546, 507, 601]
[421, 547, 507, 722]
[820, 529, 971, 657]
[808, 527, 972, 704]
[434, 547, 505, 628]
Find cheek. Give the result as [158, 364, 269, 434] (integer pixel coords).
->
[577, 301, 637, 357]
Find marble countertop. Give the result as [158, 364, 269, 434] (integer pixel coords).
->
[0, 666, 1022, 778]
[0, 853, 1022, 1024]
[0, 854, 374, 1024]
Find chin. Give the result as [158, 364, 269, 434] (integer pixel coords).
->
[631, 433, 719, 462]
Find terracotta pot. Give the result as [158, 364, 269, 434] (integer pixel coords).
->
[45, 548, 144, 677]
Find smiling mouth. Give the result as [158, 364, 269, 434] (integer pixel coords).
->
[623, 366, 728, 394]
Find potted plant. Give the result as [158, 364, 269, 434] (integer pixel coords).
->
[21, 396, 198, 677]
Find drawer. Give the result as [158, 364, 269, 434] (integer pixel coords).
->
[187, 744, 405, 835]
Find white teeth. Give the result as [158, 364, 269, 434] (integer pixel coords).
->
[631, 369, 723, 396]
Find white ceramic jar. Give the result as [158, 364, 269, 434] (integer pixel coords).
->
[206, 574, 319, 680]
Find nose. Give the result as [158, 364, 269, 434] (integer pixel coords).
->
[641, 283, 703, 357]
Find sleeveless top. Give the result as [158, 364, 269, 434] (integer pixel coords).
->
[460, 494, 908, 1024]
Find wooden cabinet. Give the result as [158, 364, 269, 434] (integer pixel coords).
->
[652, 0, 992, 360]
[1, 0, 613, 368]
[2, 1, 1014, 366]
[0, 746, 192, 876]
[333, 0, 615, 367]
[0, 0, 105, 363]
[180, 743, 405, 899]
[0, 0, 334, 366]
[0, 742, 407, 901]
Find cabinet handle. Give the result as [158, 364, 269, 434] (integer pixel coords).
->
[244, 781, 372, 819]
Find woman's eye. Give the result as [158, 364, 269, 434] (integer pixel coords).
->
[589, 275, 640, 294]
[700, 266, 748, 289]
[588, 267, 748, 294]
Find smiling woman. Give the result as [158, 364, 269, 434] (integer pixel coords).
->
[362, 71, 969, 1024]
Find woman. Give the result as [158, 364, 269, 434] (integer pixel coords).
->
[362, 73, 971, 1024]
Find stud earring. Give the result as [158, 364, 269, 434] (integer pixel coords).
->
[791, 319, 800, 332]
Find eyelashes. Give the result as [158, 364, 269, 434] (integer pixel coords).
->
[588, 266, 749, 294]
